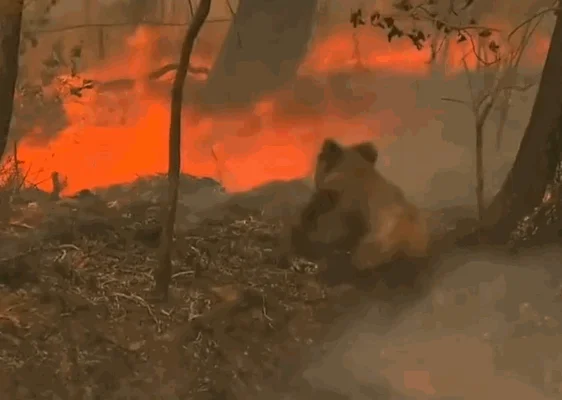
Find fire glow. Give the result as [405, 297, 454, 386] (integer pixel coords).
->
[14, 23, 550, 195]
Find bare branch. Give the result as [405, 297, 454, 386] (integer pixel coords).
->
[428, 32, 448, 64]
[415, 5, 499, 34]
[508, 5, 560, 41]
[187, 0, 194, 19]
[460, 29, 500, 66]
[441, 97, 470, 107]
[360, 0, 558, 72]
[461, 56, 476, 111]
[225, 0, 237, 17]
[153, 0, 213, 300]
[23, 19, 230, 36]
[224, 0, 242, 48]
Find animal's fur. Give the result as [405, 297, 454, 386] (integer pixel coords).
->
[280, 138, 429, 273]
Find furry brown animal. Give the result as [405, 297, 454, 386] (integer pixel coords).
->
[280, 138, 429, 273]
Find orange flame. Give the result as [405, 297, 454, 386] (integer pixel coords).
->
[14, 23, 550, 195]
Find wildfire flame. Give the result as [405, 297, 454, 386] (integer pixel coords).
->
[14, 22, 550, 195]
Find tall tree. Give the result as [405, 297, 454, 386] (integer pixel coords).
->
[123, 0, 158, 25]
[353, 1, 562, 244]
[153, 0, 212, 300]
[0, 0, 24, 161]
[484, 13, 562, 240]
[198, 0, 318, 111]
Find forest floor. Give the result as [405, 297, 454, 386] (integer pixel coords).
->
[0, 175, 375, 400]
[0, 174, 561, 399]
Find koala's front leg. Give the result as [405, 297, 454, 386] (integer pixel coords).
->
[276, 214, 315, 268]
[276, 219, 298, 269]
[351, 235, 393, 271]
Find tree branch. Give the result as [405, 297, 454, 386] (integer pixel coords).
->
[153, 0, 213, 300]
[508, 5, 561, 41]
[23, 19, 230, 36]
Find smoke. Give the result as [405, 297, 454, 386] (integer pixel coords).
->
[274, 247, 562, 399]
[369, 75, 537, 209]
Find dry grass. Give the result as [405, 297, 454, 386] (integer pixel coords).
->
[0, 184, 361, 399]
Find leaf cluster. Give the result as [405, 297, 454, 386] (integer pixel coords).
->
[14, 0, 91, 137]
[20, 0, 61, 55]
[19, 0, 88, 96]
[350, 0, 503, 61]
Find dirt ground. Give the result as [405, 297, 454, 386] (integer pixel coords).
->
[0, 175, 373, 399]
[0, 174, 561, 400]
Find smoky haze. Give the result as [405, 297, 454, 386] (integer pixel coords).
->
[264, 247, 562, 399]
[310, 0, 553, 211]
[16, 0, 553, 197]
[372, 73, 535, 209]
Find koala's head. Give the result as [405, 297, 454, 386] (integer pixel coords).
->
[314, 138, 379, 189]
[294, 139, 379, 253]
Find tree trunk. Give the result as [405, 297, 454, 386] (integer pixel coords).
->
[198, 0, 318, 111]
[0, 0, 23, 161]
[475, 116, 485, 223]
[153, 0, 212, 300]
[98, 28, 105, 60]
[128, 0, 158, 25]
[84, 0, 91, 23]
[483, 14, 562, 242]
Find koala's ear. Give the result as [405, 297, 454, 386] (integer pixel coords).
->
[351, 142, 378, 164]
[318, 138, 344, 165]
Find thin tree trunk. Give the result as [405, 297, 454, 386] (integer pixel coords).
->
[0, 0, 24, 161]
[84, 0, 91, 23]
[153, 0, 212, 300]
[484, 14, 562, 241]
[98, 28, 105, 60]
[475, 100, 494, 225]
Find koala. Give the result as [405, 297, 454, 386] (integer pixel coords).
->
[280, 138, 429, 273]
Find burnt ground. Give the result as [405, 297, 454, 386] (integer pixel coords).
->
[0, 175, 371, 400]
[0, 174, 562, 399]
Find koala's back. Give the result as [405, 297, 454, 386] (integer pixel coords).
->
[365, 169, 408, 209]
[344, 167, 429, 269]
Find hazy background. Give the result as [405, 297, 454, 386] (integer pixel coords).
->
[19, 0, 554, 207]
[375, 74, 532, 209]
[265, 247, 562, 399]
